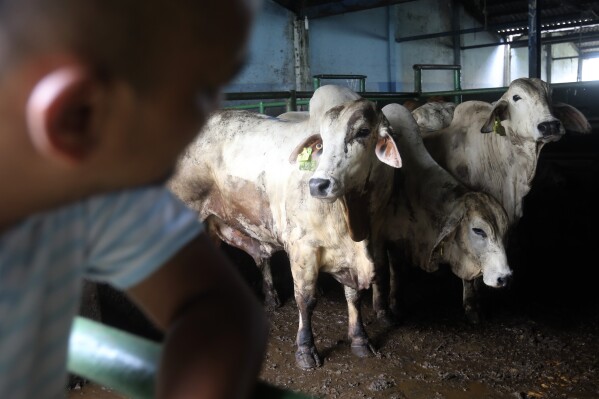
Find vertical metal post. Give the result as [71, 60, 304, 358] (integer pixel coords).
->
[286, 90, 297, 112]
[313, 77, 320, 90]
[528, 0, 541, 78]
[451, 0, 461, 67]
[545, 44, 552, 83]
[414, 68, 422, 93]
[259, 102, 265, 114]
[359, 78, 366, 92]
[453, 69, 462, 104]
[387, 5, 397, 92]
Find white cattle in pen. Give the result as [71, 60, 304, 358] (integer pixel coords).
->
[422, 77, 591, 226]
[169, 85, 401, 369]
[421, 78, 591, 321]
[412, 101, 456, 132]
[380, 103, 511, 323]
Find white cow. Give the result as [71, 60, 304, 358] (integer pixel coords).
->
[380, 103, 511, 323]
[422, 78, 591, 226]
[169, 85, 401, 369]
[412, 101, 456, 132]
[421, 78, 590, 321]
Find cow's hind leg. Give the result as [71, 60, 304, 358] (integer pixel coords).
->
[345, 286, 376, 357]
[372, 246, 399, 326]
[259, 258, 281, 310]
[206, 216, 281, 308]
[463, 278, 482, 324]
[387, 247, 406, 323]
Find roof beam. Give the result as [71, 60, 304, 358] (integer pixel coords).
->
[273, 0, 413, 18]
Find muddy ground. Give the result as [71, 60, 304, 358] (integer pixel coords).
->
[79, 134, 599, 399]
[255, 262, 599, 399]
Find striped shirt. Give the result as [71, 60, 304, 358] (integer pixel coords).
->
[0, 186, 203, 399]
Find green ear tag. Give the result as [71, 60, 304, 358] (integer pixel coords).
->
[297, 147, 316, 171]
[493, 117, 506, 136]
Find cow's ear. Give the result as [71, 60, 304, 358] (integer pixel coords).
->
[553, 102, 591, 134]
[289, 134, 322, 163]
[481, 99, 509, 133]
[375, 122, 402, 168]
[424, 205, 464, 271]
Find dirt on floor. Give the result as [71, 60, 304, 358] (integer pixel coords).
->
[68, 275, 599, 399]
[258, 269, 599, 399]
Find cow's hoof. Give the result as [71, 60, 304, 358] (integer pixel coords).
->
[67, 374, 88, 390]
[376, 310, 401, 327]
[295, 346, 322, 369]
[464, 307, 482, 325]
[351, 342, 376, 358]
[264, 293, 282, 311]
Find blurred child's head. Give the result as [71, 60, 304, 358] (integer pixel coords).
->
[0, 0, 256, 203]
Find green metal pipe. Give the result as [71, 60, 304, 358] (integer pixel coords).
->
[68, 316, 314, 399]
[224, 91, 313, 101]
[414, 69, 422, 93]
[453, 69, 462, 103]
[312, 74, 367, 92]
[225, 100, 309, 113]
[312, 74, 367, 80]
[286, 90, 297, 112]
[359, 78, 366, 93]
[221, 81, 596, 112]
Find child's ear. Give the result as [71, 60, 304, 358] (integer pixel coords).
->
[26, 65, 102, 166]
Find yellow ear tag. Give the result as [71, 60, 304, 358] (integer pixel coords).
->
[297, 147, 317, 171]
[493, 117, 506, 136]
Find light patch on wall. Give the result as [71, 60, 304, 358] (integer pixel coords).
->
[488, 45, 506, 86]
[582, 58, 599, 81]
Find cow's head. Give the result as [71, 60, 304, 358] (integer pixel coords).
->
[288, 98, 401, 241]
[481, 78, 591, 144]
[290, 99, 401, 200]
[432, 192, 512, 288]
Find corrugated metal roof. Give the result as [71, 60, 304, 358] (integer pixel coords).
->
[273, 0, 599, 54]
[460, 0, 599, 53]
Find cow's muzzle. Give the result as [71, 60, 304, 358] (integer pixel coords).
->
[483, 270, 512, 288]
[537, 120, 563, 142]
[309, 177, 340, 200]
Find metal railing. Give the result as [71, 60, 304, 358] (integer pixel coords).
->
[413, 64, 462, 104]
[312, 74, 367, 92]
[222, 79, 598, 115]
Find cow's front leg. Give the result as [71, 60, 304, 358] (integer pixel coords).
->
[345, 286, 376, 357]
[290, 249, 321, 369]
[258, 258, 281, 310]
[294, 286, 320, 369]
[463, 278, 482, 324]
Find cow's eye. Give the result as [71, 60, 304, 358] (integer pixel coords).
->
[315, 143, 323, 151]
[355, 128, 371, 139]
[512, 95, 522, 102]
[472, 228, 487, 238]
